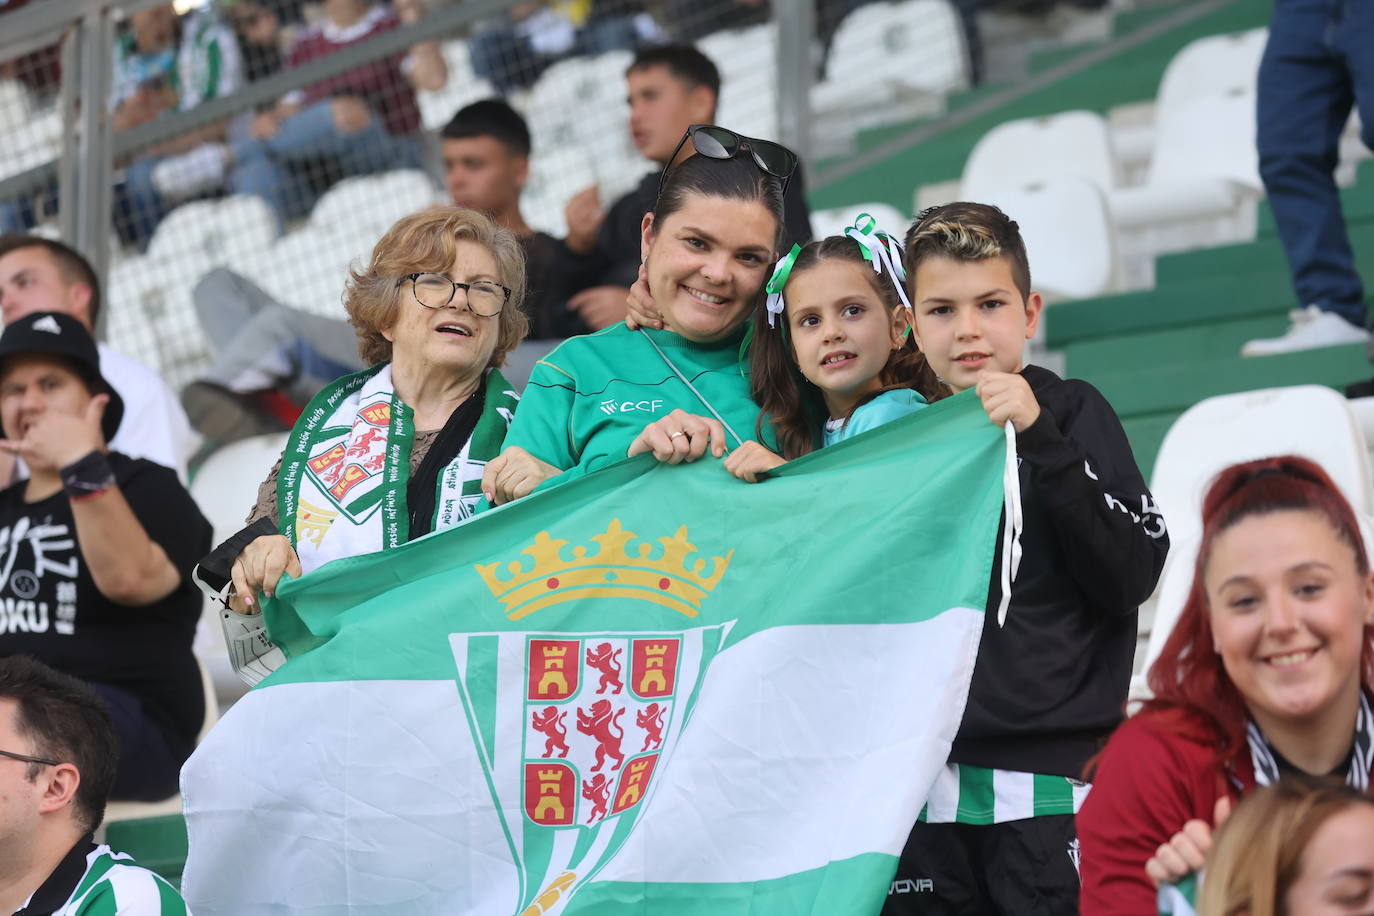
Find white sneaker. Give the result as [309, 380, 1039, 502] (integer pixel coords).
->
[1241, 305, 1370, 357]
[151, 142, 229, 201]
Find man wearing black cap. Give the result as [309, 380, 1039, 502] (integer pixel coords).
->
[0, 313, 211, 802]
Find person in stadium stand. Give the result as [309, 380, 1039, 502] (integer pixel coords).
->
[0, 656, 191, 915]
[1078, 456, 1374, 915]
[0, 236, 194, 481]
[0, 312, 211, 802]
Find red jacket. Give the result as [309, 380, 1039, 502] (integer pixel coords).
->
[1076, 712, 1248, 916]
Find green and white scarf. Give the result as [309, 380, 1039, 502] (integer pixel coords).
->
[277, 363, 518, 574]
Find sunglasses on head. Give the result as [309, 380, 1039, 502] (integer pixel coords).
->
[657, 125, 799, 201]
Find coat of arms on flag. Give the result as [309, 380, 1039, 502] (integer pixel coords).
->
[455, 520, 733, 913]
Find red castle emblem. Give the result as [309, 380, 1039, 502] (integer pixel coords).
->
[630, 639, 679, 698]
[328, 464, 370, 500]
[307, 443, 346, 476]
[525, 763, 574, 826]
[612, 753, 659, 814]
[358, 403, 391, 426]
[528, 640, 579, 702]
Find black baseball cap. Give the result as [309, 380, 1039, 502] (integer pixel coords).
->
[0, 312, 125, 442]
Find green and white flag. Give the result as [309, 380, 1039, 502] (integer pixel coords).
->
[182, 393, 1009, 915]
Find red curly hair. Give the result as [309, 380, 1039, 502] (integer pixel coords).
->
[1138, 455, 1374, 775]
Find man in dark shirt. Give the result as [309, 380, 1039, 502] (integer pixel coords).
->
[561, 44, 812, 330]
[440, 100, 603, 339]
[0, 312, 211, 802]
[181, 100, 601, 444]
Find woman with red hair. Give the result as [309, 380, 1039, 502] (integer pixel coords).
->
[1076, 455, 1374, 915]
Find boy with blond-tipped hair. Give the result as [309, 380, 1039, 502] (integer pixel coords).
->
[882, 203, 1169, 914]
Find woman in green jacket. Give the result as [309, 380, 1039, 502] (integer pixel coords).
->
[482, 126, 795, 504]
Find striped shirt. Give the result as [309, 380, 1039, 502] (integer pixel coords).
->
[18, 842, 187, 916]
[920, 763, 1091, 824]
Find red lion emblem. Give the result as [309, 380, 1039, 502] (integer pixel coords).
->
[636, 702, 666, 751]
[581, 774, 613, 823]
[576, 699, 625, 772]
[320, 461, 345, 487]
[531, 706, 570, 758]
[586, 642, 623, 695]
[345, 427, 385, 458]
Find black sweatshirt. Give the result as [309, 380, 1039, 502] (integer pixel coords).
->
[949, 365, 1169, 778]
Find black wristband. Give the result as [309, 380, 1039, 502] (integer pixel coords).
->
[60, 450, 116, 500]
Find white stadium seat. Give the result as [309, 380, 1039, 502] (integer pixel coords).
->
[961, 110, 1119, 200]
[1130, 386, 1374, 702]
[1107, 89, 1263, 281]
[811, 0, 966, 145]
[821, 0, 966, 94]
[1156, 28, 1268, 125]
[250, 226, 356, 317]
[106, 253, 214, 390]
[146, 195, 279, 266]
[308, 169, 441, 239]
[1112, 28, 1267, 178]
[523, 145, 600, 239]
[968, 177, 1118, 300]
[416, 39, 497, 132]
[702, 25, 781, 142]
[524, 50, 643, 203]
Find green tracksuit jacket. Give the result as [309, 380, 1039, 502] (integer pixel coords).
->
[501, 323, 763, 486]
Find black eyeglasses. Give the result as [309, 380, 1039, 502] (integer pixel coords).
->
[396, 273, 511, 318]
[0, 748, 60, 767]
[657, 125, 799, 201]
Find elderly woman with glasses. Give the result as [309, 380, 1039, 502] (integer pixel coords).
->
[226, 207, 527, 610]
[481, 126, 796, 505]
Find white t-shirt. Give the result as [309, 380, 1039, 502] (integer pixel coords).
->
[99, 343, 195, 480]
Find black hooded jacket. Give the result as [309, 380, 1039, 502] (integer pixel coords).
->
[950, 365, 1170, 778]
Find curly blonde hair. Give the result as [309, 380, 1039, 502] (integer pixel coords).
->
[344, 207, 530, 367]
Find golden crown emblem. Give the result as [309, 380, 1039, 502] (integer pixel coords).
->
[475, 519, 732, 619]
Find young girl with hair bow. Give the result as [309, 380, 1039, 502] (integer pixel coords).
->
[723, 215, 946, 483]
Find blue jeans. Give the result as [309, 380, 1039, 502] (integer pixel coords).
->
[470, 16, 639, 95]
[229, 99, 423, 231]
[0, 176, 58, 234]
[116, 155, 166, 250]
[1258, 0, 1374, 327]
